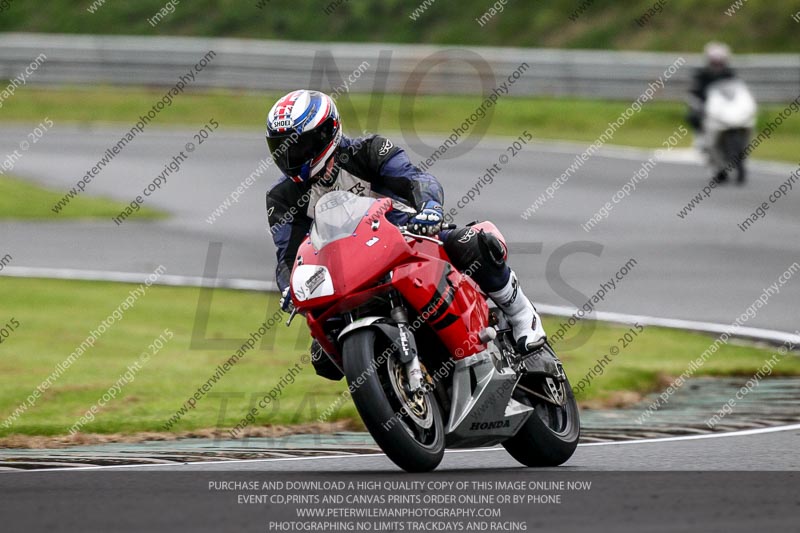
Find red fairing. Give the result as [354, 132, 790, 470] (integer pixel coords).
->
[292, 197, 489, 361]
[390, 260, 488, 359]
[293, 198, 407, 309]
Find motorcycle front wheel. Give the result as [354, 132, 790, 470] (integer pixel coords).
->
[721, 128, 749, 184]
[343, 329, 444, 472]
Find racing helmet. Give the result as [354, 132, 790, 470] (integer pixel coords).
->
[266, 90, 342, 183]
[704, 42, 731, 70]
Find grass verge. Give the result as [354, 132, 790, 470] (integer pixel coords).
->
[3, 87, 799, 163]
[1, 277, 797, 439]
[0, 175, 165, 220]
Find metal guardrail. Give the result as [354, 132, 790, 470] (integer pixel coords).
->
[0, 33, 798, 103]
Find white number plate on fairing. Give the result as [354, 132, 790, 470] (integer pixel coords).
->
[292, 264, 335, 301]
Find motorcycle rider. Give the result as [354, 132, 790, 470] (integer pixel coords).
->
[265, 90, 546, 379]
[687, 42, 736, 135]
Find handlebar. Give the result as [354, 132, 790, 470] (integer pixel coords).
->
[398, 223, 456, 245]
[397, 223, 456, 234]
[401, 231, 443, 245]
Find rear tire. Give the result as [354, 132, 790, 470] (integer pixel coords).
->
[343, 329, 444, 472]
[502, 358, 580, 467]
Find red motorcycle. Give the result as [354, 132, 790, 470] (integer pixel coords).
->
[288, 191, 579, 472]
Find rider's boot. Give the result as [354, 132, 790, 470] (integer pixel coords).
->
[487, 270, 547, 354]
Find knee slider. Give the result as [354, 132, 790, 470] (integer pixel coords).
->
[443, 227, 509, 291]
[477, 230, 506, 268]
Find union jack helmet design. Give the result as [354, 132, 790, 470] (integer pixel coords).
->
[266, 90, 341, 183]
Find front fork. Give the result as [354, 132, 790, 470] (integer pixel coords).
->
[390, 299, 424, 392]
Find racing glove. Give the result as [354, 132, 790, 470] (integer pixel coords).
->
[409, 200, 444, 236]
[280, 287, 295, 313]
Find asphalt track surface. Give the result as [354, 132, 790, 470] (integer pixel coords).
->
[36, 425, 800, 472]
[2, 124, 800, 530]
[1, 429, 799, 533]
[1, 125, 799, 332]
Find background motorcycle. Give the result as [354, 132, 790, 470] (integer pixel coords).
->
[288, 190, 580, 472]
[697, 78, 757, 184]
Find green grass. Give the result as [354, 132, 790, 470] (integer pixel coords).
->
[553, 323, 800, 405]
[4, 87, 800, 163]
[0, 0, 798, 52]
[1, 277, 797, 437]
[0, 174, 165, 220]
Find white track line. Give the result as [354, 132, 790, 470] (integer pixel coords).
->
[470, 135, 798, 175]
[2, 267, 798, 346]
[15, 423, 800, 473]
[535, 303, 800, 347]
[0, 266, 278, 291]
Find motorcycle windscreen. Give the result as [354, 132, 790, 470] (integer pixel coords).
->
[310, 191, 376, 250]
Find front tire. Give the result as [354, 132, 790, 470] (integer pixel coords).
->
[343, 329, 444, 472]
[722, 129, 748, 184]
[735, 160, 747, 184]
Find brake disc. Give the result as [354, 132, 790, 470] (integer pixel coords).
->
[388, 357, 433, 429]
